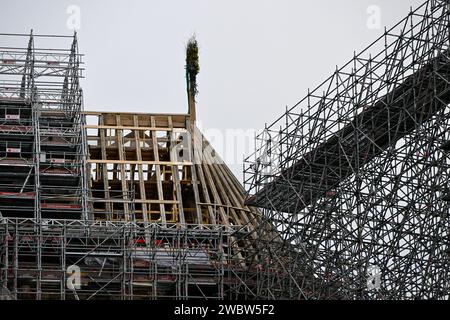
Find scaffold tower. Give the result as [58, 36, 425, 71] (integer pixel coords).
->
[241, 0, 450, 299]
[0, 31, 87, 221]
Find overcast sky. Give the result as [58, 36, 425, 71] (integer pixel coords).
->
[0, 0, 425, 180]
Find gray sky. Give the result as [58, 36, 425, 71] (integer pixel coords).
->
[0, 0, 425, 180]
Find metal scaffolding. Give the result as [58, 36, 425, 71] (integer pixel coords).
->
[0, 218, 244, 299]
[0, 32, 262, 299]
[0, 31, 87, 221]
[241, 0, 450, 299]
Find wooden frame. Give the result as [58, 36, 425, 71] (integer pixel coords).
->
[85, 111, 261, 234]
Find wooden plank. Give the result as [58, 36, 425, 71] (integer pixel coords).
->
[85, 125, 173, 131]
[83, 112, 188, 128]
[83, 111, 188, 117]
[219, 157, 260, 220]
[151, 116, 166, 226]
[87, 159, 192, 166]
[99, 115, 112, 220]
[210, 141, 273, 255]
[186, 120, 203, 225]
[192, 128, 246, 265]
[134, 115, 148, 223]
[197, 131, 262, 251]
[116, 114, 130, 221]
[197, 202, 252, 213]
[195, 164, 216, 224]
[198, 135, 242, 226]
[212, 163, 259, 242]
[193, 129, 228, 226]
[92, 199, 178, 204]
[168, 116, 185, 226]
[192, 133, 216, 224]
[200, 134, 254, 225]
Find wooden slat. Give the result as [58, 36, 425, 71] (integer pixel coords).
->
[134, 115, 148, 223]
[87, 159, 191, 166]
[168, 116, 185, 226]
[200, 134, 255, 226]
[99, 116, 112, 220]
[83, 112, 188, 128]
[186, 120, 203, 225]
[92, 199, 178, 204]
[85, 125, 173, 131]
[151, 116, 166, 225]
[192, 135, 217, 225]
[116, 115, 130, 221]
[193, 129, 229, 226]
